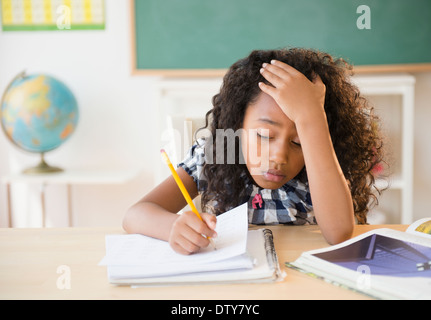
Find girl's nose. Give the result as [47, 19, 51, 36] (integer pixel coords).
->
[269, 139, 289, 165]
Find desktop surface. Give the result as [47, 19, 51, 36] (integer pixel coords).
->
[0, 224, 407, 300]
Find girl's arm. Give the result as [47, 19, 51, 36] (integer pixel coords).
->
[259, 60, 354, 244]
[123, 167, 217, 254]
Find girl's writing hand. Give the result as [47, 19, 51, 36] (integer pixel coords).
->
[169, 211, 217, 255]
[259, 60, 326, 125]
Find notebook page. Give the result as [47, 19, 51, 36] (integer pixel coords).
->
[108, 230, 271, 282]
[99, 203, 248, 267]
[107, 254, 253, 280]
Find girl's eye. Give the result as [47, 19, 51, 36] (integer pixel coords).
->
[292, 141, 301, 147]
[257, 132, 272, 140]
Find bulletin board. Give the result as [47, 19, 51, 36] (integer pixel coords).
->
[1, 0, 105, 31]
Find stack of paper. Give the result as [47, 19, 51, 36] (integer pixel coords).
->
[99, 203, 281, 285]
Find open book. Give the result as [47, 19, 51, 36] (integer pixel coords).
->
[99, 203, 282, 286]
[287, 218, 431, 300]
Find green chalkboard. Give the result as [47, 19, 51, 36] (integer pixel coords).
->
[132, 0, 431, 75]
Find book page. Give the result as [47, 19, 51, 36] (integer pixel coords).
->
[290, 228, 431, 299]
[311, 231, 431, 278]
[99, 203, 249, 268]
[407, 218, 431, 239]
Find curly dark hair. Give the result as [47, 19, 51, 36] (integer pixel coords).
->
[198, 48, 385, 224]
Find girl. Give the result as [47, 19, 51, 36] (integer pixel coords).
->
[123, 48, 384, 255]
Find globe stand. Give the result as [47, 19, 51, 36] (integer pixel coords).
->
[23, 153, 63, 175]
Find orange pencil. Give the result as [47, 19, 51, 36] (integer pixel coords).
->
[160, 149, 216, 250]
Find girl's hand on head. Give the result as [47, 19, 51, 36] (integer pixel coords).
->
[258, 60, 326, 125]
[168, 211, 217, 255]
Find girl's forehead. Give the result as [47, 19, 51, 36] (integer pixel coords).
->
[245, 93, 289, 123]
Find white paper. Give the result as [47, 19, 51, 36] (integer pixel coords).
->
[107, 254, 253, 280]
[108, 230, 268, 281]
[99, 203, 249, 268]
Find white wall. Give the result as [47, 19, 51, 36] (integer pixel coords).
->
[0, 1, 431, 227]
[0, 0, 160, 227]
[412, 73, 431, 221]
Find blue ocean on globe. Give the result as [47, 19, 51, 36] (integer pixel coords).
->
[1, 73, 79, 153]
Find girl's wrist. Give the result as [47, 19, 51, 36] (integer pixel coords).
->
[294, 107, 328, 130]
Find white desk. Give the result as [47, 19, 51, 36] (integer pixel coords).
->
[1, 168, 140, 228]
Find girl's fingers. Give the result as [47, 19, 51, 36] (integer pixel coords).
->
[179, 224, 210, 253]
[201, 212, 217, 236]
[261, 62, 290, 81]
[170, 211, 216, 255]
[258, 81, 277, 97]
[260, 60, 305, 86]
[259, 65, 284, 87]
[269, 60, 302, 77]
[184, 211, 216, 239]
[173, 234, 202, 255]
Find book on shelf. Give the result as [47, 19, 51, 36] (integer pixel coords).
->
[99, 203, 282, 286]
[287, 218, 431, 300]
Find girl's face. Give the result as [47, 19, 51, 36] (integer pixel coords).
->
[241, 92, 305, 189]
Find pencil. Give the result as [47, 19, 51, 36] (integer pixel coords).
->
[160, 149, 216, 250]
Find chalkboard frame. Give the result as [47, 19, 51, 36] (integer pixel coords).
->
[130, 0, 431, 77]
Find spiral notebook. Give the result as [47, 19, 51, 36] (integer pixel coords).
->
[99, 203, 282, 286]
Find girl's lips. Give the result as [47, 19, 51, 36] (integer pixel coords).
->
[263, 169, 286, 183]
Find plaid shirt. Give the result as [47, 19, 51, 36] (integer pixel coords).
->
[178, 139, 315, 225]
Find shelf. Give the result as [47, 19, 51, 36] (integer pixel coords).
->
[353, 74, 415, 224]
[375, 177, 403, 190]
[1, 168, 142, 228]
[1, 168, 141, 185]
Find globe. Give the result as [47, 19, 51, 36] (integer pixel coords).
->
[1, 72, 78, 174]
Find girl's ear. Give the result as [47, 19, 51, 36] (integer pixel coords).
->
[309, 71, 318, 82]
[312, 74, 325, 85]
